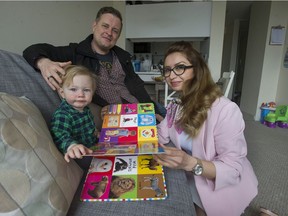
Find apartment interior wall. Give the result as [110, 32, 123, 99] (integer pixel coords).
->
[241, 1, 288, 120]
[258, 1, 288, 120]
[275, 4, 288, 106]
[208, 1, 226, 82]
[112, 1, 126, 49]
[0, 1, 223, 81]
[1, 1, 287, 120]
[240, 1, 271, 119]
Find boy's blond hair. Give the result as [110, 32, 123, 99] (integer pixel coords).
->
[61, 65, 96, 92]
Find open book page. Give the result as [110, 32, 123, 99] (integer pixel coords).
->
[80, 155, 167, 201]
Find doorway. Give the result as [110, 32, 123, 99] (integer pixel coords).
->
[232, 20, 249, 105]
[221, 1, 252, 106]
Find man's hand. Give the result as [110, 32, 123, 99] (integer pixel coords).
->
[37, 58, 71, 90]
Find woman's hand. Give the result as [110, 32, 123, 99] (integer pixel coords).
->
[37, 58, 71, 90]
[153, 144, 196, 171]
[155, 114, 164, 122]
[64, 144, 93, 163]
[154, 144, 216, 179]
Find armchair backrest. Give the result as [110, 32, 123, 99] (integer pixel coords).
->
[217, 71, 235, 98]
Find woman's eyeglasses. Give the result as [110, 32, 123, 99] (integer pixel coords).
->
[161, 65, 194, 77]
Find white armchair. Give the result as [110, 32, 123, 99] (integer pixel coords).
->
[164, 82, 177, 107]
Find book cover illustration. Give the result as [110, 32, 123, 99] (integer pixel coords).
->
[80, 155, 167, 201]
[138, 114, 156, 126]
[99, 127, 138, 144]
[120, 114, 138, 127]
[138, 126, 157, 142]
[102, 115, 121, 128]
[89, 103, 164, 156]
[137, 103, 154, 114]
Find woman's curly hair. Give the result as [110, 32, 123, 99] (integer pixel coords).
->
[163, 41, 222, 137]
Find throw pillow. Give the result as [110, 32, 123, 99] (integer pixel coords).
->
[0, 92, 83, 216]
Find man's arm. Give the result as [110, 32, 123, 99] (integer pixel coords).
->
[23, 43, 75, 70]
[23, 43, 75, 90]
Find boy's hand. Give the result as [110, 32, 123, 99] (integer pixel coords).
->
[64, 144, 93, 162]
[101, 105, 109, 119]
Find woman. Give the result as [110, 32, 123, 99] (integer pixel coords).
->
[154, 41, 258, 216]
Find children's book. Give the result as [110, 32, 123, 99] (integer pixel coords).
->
[87, 103, 164, 156]
[80, 154, 167, 201]
[81, 103, 168, 201]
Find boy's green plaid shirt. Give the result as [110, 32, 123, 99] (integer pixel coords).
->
[51, 100, 97, 153]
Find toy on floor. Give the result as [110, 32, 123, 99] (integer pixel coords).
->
[263, 104, 288, 128]
[260, 102, 276, 126]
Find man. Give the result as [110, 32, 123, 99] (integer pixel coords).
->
[23, 6, 163, 123]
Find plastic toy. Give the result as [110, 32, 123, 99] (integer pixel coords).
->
[275, 105, 288, 128]
[264, 105, 288, 128]
[260, 102, 276, 125]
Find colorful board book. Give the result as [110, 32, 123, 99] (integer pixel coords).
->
[80, 155, 167, 201]
[88, 103, 164, 156]
[81, 103, 168, 201]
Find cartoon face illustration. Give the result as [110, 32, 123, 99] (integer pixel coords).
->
[89, 159, 113, 173]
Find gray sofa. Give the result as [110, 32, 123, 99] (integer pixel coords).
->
[0, 49, 196, 216]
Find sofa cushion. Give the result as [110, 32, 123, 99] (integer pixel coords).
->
[0, 49, 61, 127]
[0, 93, 83, 216]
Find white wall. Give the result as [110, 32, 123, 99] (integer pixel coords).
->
[259, 1, 288, 116]
[126, 2, 211, 39]
[0, 1, 127, 55]
[275, 2, 288, 105]
[112, 1, 126, 49]
[208, 1, 226, 81]
[240, 2, 271, 118]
